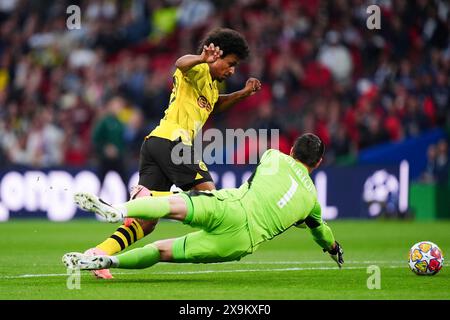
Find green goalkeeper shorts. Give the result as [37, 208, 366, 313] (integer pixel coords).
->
[172, 191, 253, 263]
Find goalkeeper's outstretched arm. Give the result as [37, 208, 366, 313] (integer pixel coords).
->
[296, 201, 344, 268]
[308, 219, 335, 251]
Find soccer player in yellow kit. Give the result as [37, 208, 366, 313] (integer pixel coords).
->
[85, 28, 262, 278]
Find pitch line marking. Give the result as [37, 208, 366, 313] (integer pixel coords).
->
[150, 265, 405, 275]
[0, 264, 406, 279]
[230, 260, 407, 265]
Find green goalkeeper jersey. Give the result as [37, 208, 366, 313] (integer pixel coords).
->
[212, 149, 335, 251]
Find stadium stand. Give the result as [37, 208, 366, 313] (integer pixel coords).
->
[0, 0, 448, 170]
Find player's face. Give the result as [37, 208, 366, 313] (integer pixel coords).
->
[211, 54, 239, 82]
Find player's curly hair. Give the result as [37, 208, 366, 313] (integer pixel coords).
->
[198, 28, 250, 60]
[292, 133, 325, 168]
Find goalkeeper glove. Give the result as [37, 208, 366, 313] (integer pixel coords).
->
[324, 241, 344, 268]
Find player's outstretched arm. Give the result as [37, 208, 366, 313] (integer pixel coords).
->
[308, 221, 344, 268]
[214, 77, 262, 113]
[176, 43, 223, 74]
[302, 202, 344, 268]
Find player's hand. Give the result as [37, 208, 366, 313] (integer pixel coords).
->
[324, 241, 344, 268]
[243, 78, 262, 96]
[201, 43, 223, 63]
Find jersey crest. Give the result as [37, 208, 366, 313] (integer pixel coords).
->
[197, 96, 212, 112]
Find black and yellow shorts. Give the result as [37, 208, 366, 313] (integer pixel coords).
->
[138, 136, 213, 191]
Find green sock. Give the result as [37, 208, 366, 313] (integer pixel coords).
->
[124, 197, 170, 220]
[114, 244, 160, 269]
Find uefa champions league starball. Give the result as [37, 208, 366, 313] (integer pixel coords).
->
[408, 241, 444, 275]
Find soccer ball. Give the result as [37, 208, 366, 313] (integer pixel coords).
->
[408, 241, 444, 275]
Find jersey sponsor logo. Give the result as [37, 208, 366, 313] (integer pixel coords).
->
[197, 96, 212, 112]
[277, 175, 299, 208]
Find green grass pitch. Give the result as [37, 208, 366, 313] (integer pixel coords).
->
[0, 219, 449, 300]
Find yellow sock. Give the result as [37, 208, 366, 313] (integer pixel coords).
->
[96, 220, 145, 255]
[95, 190, 173, 255]
[151, 191, 174, 197]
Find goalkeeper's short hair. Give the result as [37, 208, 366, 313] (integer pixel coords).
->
[292, 133, 325, 168]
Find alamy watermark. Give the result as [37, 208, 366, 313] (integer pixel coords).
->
[66, 5, 81, 30]
[66, 267, 81, 290]
[366, 265, 381, 289]
[367, 5, 381, 30]
[170, 128, 280, 171]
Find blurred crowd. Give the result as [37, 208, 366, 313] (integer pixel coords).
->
[0, 0, 449, 172]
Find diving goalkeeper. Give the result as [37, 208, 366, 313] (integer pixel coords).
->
[63, 134, 344, 271]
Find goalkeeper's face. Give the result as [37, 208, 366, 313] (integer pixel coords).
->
[210, 54, 239, 82]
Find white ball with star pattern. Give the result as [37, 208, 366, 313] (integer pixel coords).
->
[408, 241, 444, 275]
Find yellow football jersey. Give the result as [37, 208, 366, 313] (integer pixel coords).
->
[147, 63, 219, 145]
